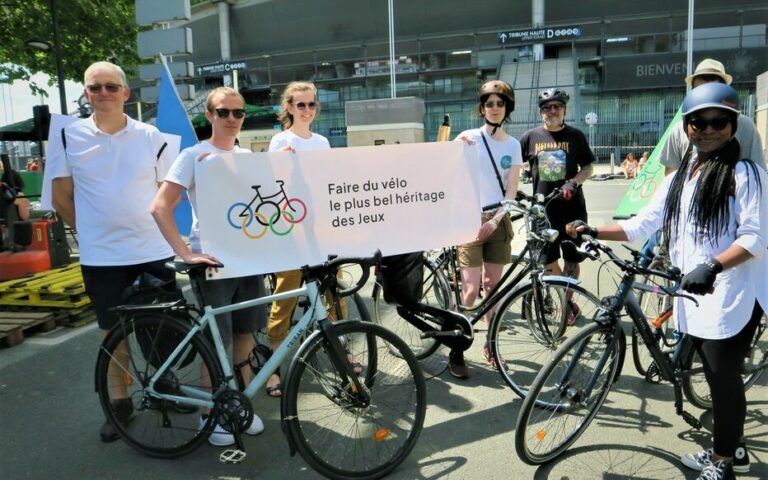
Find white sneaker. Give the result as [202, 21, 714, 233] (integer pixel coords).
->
[200, 414, 265, 447]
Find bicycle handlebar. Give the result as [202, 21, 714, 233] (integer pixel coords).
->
[481, 188, 562, 216]
[577, 236, 682, 282]
[303, 250, 382, 297]
[575, 236, 699, 305]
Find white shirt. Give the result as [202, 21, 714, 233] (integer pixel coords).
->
[620, 160, 768, 339]
[52, 115, 174, 266]
[268, 130, 330, 152]
[455, 128, 523, 209]
[164, 141, 250, 253]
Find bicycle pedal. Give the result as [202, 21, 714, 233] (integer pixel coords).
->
[681, 410, 702, 430]
[219, 448, 247, 464]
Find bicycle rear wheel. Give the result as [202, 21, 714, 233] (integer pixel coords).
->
[682, 314, 767, 410]
[515, 322, 622, 465]
[372, 257, 447, 359]
[284, 321, 427, 479]
[488, 280, 602, 398]
[95, 312, 223, 458]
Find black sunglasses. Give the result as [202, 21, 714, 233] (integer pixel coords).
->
[214, 108, 246, 119]
[483, 100, 505, 109]
[294, 101, 317, 111]
[540, 103, 564, 112]
[86, 83, 123, 93]
[689, 115, 731, 132]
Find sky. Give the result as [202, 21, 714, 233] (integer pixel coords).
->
[0, 72, 85, 125]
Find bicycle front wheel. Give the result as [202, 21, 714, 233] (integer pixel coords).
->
[489, 280, 603, 398]
[515, 322, 623, 465]
[372, 257, 447, 359]
[94, 312, 222, 458]
[284, 321, 427, 480]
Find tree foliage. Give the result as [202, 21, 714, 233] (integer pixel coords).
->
[0, 0, 139, 97]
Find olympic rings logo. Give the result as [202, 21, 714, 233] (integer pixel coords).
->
[227, 180, 307, 239]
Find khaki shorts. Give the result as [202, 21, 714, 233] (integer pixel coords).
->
[457, 214, 514, 268]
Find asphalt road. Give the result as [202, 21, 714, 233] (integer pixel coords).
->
[1, 175, 765, 480]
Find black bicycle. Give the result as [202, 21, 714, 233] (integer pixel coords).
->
[373, 190, 604, 398]
[515, 236, 767, 465]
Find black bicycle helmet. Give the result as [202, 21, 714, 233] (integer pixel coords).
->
[682, 82, 740, 134]
[538, 88, 570, 108]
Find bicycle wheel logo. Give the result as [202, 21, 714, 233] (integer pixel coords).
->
[227, 180, 308, 239]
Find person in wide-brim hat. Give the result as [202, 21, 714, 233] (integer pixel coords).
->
[685, 58, 734, 88]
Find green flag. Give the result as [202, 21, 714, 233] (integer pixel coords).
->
[613, 107, 683, 219]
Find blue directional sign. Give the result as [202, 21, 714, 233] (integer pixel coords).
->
[498, 26, 582, 45]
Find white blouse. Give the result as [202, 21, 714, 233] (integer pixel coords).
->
[620, 159, 768, 339]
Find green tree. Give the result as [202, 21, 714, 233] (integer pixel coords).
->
[0, 0, 139, 97]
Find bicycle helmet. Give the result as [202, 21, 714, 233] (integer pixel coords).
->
[537, 88, 570, 108]
[682, 82, 740, 134]
[478, 80, 515, 113]
[477, 80, 515, 134]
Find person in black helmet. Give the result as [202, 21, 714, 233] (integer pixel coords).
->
[520, 88, 595, 324]
[451, 80, 523, 378]
[567, 82, 767, 480]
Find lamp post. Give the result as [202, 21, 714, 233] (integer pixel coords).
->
[25, 0, 67, 115]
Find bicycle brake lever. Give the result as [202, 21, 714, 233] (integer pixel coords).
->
[674, 291, 700, 307]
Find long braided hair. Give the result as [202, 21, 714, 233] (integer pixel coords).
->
[661, 135, 762, 245]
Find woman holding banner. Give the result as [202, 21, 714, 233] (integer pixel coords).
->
[265, 81, 335, 397]
[450, 80, 523, 378]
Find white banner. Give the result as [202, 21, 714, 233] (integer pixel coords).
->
[196, 141, 481, 279]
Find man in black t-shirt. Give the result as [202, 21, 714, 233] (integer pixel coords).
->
[520, 88, 594, 322]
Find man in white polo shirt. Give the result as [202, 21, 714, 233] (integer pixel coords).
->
[50, 61, 176, 443]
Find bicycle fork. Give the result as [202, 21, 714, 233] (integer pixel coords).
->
[317, 318, 370, 404]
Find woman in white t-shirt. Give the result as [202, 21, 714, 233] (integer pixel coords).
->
[265, 82, 332, 396]
[450, 80, 523, 378]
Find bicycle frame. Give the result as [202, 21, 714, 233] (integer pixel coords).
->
[139, 280, 360, 409]
[565, 240, 703, 427]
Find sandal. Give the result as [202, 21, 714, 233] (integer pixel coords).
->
[346, 352, 363, 375]
[265, 368, 282, 398]
[482, 342, 505, 370]
[566, 299, 581, 326]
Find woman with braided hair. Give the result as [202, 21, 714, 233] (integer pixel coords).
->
[567, 82, 767, 480]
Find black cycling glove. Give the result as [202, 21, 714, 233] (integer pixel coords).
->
[680, 259, 722, 295]
[567, 220, 598, 240]
[562, 182, 578, 201]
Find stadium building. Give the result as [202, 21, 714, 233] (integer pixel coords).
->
[154, 0, 767, 158]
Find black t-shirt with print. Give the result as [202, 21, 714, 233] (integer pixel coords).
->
[519, 124, 596, 197]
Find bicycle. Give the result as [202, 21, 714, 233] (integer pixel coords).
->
[95, 252, 427, 480]
[373, 189, 604, 398]
[514, 236, 768, 465]
[629, 233, 767, 409]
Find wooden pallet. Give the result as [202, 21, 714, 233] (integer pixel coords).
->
[0, 263, 91, 308]
[0, 311, 58, 348]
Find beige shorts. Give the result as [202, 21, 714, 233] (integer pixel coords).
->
[457, 214, 514, 268]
